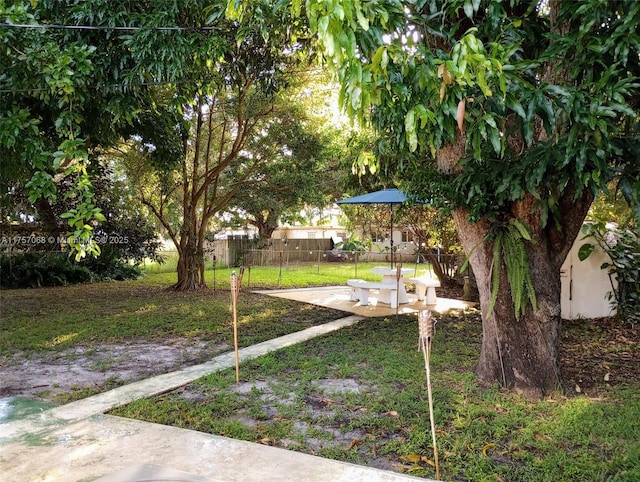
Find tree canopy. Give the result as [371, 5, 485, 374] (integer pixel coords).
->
[1, 0, 310, 258]
[220, 76, 347, 244]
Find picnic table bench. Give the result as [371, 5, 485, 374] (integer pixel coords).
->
[347, 279, 400, 309]
[404, 276, 441, 305]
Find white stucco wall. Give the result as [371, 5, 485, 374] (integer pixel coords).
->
[560, 233, 616, 320]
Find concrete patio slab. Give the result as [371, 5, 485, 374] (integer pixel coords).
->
[255, 285, 473, 317]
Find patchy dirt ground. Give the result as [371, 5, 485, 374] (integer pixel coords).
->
[0, 339, 230, 402]
[227, 377, 401, 473]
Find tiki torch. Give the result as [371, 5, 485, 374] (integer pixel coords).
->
[230, 271, 240, 383]
[418, 309, 440, 479]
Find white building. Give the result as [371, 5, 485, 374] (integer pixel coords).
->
[561, 228, 617, 320]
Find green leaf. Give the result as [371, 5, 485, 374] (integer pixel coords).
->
[578, 243, 595, 261]
[477, 68, 491, 96]
[318, 15, 330, 35]
[510, 219, 532, 241]
[464, 2, 474, 20]
[482, 114, 497, 129]
[489, 127, 501, 155]
[351, 86, 362, 110]
[355, 7, 369, 31]
[506, 93, 526, 118]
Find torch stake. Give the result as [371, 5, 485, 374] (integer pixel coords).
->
[231, 271, 240, 383]
[419, 310, 440, 479]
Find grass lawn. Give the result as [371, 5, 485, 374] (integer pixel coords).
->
[110, 310, 640, 481]
[2, 264, 639, 480]
[0, 261, 432, 355]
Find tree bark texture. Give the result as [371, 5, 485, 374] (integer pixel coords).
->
[34, 197, 62, 241]
[423, 248, 448, 285]
[174, 226, 207, 291]
[451, 187, 593, 398]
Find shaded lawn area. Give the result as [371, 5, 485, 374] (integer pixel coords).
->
[111, 312, 640, 482]
[0, 281, 347, 355]
[0, 276, 348, 401]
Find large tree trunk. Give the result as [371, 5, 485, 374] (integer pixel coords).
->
[175, 248, 206, 290]
[435, 131, 596, 397]
[254, 211, 278, 248]
[452, 188, 593, 398]
[174, 226, 207, 291]
[456, 212, 563, 398]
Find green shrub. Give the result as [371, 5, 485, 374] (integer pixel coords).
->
[0, 252, 92, 288]
[0, 250, 142, 289]
[79, 246, 142, 281]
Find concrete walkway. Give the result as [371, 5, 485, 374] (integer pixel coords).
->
[1, 314, 433, 482]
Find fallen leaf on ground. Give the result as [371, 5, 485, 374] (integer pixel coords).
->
[421, 456, 436, 467]
[404, 454, 422, 463]
[482, 443, 496, 456]
[346, 439, 360, 451]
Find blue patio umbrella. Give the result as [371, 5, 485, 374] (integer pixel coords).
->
[336, 188, 420, 267]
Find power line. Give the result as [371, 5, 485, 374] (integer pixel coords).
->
[0, 79, 190, 94]
[0, 23, 220, 32]
[0, 66, 328, 95]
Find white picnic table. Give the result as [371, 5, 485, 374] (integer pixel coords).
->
[347, 267, 440, 308]
[370, 267, 414, 305]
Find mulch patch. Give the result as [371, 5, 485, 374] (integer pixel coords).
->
[438, 281, 639, 397]
[4, 279, 637, 402]
[560, 316, 639, 396]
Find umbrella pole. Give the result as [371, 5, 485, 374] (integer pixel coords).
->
[390, 204, 394, 268]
